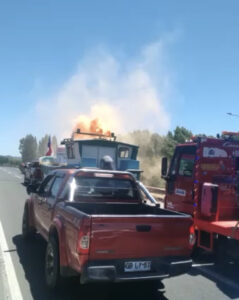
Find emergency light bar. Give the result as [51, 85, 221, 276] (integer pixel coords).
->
[222, 131, 239, 136]
[222, 131, 239, 142]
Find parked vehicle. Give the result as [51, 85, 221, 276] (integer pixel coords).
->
[24, 161, 43, 186]
[23, 162, 33, 185]
[19, 162, 26, 175]
[22, 168, 194, 289]
[24, 157, 60, 189]
[162, 131, 239, 262]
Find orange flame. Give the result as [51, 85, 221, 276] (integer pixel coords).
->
[73, 118, 112, 140]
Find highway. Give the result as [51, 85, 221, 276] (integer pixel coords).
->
[0, 167, 238, 300]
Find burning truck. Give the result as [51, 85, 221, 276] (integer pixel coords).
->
[61, 129, 141, 179]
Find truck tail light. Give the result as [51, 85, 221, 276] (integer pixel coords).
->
[189, 225, 196, 248]
[77, 218, 91, 255]
[78, 235, 90, 254]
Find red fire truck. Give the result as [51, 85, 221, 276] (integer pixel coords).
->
[161, 132, 239, 261]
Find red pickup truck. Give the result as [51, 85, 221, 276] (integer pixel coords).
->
[22, 168, 194, 289]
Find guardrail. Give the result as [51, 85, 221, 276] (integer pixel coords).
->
[145, 186, 165, 203]
[146, 186, 165, 195]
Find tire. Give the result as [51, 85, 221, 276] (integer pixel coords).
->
[22, 205, 35, 240]
[26, 185, 31, 195]
[45, 237, 62, 289]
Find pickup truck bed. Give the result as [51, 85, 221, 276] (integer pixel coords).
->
[65, 202, 182, 215]
[62, 202, 193, 283]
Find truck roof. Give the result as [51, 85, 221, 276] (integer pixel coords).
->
[177, 136, 239, 148]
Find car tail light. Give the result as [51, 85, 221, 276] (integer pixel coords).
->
[77, 218, 91, 255]
[189, 225, 196, 248]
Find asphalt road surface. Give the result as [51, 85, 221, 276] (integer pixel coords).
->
[0, 166, 239, 300]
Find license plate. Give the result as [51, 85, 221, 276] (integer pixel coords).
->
[124, 261, 151, 272]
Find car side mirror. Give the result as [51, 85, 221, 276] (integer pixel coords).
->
[27, 183, 40, 195]
[161, 157, 168, 178]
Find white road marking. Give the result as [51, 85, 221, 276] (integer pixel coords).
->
[0, 167, 23, 181]
[0, 247, 10, 300]
[0, 220, 23, 300]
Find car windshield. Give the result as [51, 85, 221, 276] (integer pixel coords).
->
[68, 176, 138, 202]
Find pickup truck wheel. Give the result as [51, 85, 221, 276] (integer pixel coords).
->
[45, 237, 61, 289]
[26, 185, 31, 195]
[22, 206, 35, 240]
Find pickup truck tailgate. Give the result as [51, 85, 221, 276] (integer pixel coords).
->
[89, 215, 192, 260]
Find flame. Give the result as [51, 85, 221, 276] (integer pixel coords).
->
[73, 117, 112, 140]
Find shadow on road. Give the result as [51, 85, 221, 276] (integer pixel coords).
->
[12, 234, 169, 300]
[189, 253, 239, 300]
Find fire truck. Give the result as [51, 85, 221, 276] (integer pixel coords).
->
[161, 132, 239, 262]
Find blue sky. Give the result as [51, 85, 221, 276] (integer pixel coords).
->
[1, 0, 239, 156]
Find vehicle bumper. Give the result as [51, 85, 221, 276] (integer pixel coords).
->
[80, 257, 192, 284]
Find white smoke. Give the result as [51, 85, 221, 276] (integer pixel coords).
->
[36, 39, 173, 140]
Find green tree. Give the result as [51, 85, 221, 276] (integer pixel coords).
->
[161, 126, 192, 159]
[19, 135, 38, 162]
[0, 156, 9, 165]
[38, 135, 49, 157]
[52, 135, 58, 155]
[0, 156, 21, 166]
[174, 126, 193, 143]
[38, 135, 58, 157]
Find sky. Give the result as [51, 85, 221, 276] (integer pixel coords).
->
[1, 0, 239, 156]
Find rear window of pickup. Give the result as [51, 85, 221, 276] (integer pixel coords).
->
[66, 176, 139, 202]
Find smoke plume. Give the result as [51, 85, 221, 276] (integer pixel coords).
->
[36, 39, 173, 141]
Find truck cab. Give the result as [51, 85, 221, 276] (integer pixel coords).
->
[163, 133, 239, 218]
[163, 144, 196, 215]
[162, 133, 239, 255]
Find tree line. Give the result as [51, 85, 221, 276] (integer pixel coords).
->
[0, 155, 22, 166]
[19, 134, 58, 163]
